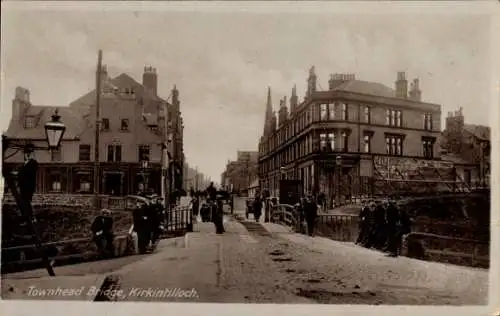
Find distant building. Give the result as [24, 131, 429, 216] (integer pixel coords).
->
[183, 162, 210, 192]
[220, 150, 259, 194]
[3, 66, 184, 200]
[247, 178, 260, 198]
[258, 68, 452, 205]
[441, 107, 490, 187]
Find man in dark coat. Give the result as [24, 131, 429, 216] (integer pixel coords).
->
[303, 195, 318, 236]
[148, 196, 163, 246]
[91, 209, 114, 257]
[356, 200, 371, 245]
[372, 200, 388, 250]
[363, 202, 377, 248]
[206, 182, 217, 202]
[384, 201, 400, 256]
[18, 145, 38, 205]
[212, 194, 225, 234]
[252, 196, 263, 222]
[133, 201, 151, 254]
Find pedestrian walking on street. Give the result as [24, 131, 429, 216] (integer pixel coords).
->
[213, 195, 225, 234]
[304, 194, 318, 236]
[205, 182, 217, 202]
[252, 196, 263, 222]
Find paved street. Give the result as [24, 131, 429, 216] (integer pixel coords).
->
[112, 202, 487, 304]
[1, 202, 488, 304]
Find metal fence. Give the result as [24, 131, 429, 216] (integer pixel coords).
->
[270, 204, 300, 230]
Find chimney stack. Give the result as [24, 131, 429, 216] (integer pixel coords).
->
[395, 71, 408, 99]
[143, 66, 158, 96]
[329, 73, 356, 90]
[409, 78, 422, 102]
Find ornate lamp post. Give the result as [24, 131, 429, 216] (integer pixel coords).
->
[2, 110, 66, 277]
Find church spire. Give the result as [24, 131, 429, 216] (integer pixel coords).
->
[306, 66, 317, 98]
[290, 84, 298, 113]
[263, 86, 273, 135]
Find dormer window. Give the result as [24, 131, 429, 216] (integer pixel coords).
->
[24, 116, 35, 129]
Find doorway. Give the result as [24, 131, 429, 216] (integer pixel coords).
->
[104, 172, 123, 196]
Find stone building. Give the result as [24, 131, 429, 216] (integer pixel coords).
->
[220, 150, 259, 194]
[3, 65, 185, 201]
[441, 107, 490, 187]
[258, 68, 454, 204]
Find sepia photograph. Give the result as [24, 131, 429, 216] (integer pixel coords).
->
[0, 1, 497, 315]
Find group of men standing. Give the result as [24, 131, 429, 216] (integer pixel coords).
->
[295, 195, 319, 236]
[190, 182, 225, 234]
[132, 194, 165, 254]
[356, 200, 411, 257]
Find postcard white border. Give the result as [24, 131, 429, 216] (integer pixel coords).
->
[0, 1, 498, 316]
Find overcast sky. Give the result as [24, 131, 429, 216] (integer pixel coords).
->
[0, 2, 494, 183]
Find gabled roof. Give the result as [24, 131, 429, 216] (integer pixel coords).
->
[464, 124, 490, 141]
[5, 106, 82, 140]
[331, 80, 396, 99]
[69, 73, 170, 114]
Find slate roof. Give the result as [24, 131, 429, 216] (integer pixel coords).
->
[331, 80, 396, 99]
[69, 73, 168, 114]
[464, 124, 490, 141]
[7, 72, 171, 142]
[5, 106, 82, 140]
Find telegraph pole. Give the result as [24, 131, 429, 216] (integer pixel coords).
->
[93, 49, 102, 208]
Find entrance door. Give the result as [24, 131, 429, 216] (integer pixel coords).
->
[104, 172, 123, 196]
[464, 169, 471, 186]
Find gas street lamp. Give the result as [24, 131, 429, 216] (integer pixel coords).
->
[2, 109, 66, 277]
[44, 111, 66, 150]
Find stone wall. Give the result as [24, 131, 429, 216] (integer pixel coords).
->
[2, 193, 95, 208]
[2, 193, 134, 210]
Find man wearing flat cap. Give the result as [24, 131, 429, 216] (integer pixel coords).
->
[18, 144, 38, 206]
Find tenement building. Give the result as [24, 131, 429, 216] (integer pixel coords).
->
[258, 67, 453, 206]
[3, 65, 184, 203]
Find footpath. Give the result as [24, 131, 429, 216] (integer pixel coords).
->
[1, 213, 490, 304]
[260, 222, 489, 305]
[113, 218, 248, 302]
